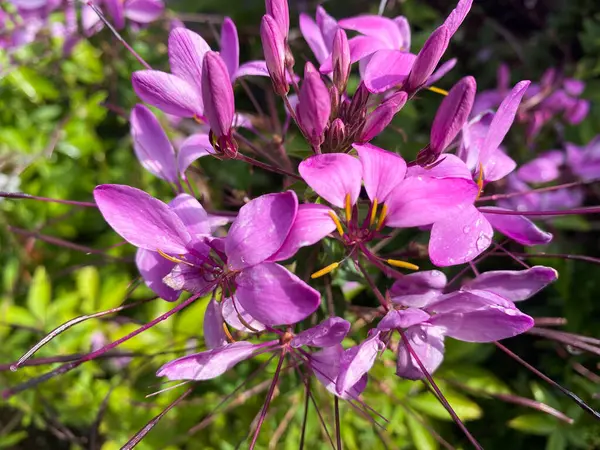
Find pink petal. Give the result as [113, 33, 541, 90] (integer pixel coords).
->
[482, 207, 553, 245]
[94, 184, 190, 254]
[386, 177, 478, 228]
[236, 263, 320, 326]
[220, 17, 239, 78]
[429, 204, 494, 266]
[429, 289, 514, 313]
[354, 143, 407, 203]
[311, 345, 367, 400]
[135, 249, 180, 301]
[132, 70, 201, 117]
[396, 325, 445, 380]
[517, 150, 564, 184]
[233, 60, 269, 80]
[177, 133, 213, 174]
[130, 104, 177, 182]
[299, 13, 329, 64]
[168, 27, 210, 100]
[390, 270, 447, 308]
[222, 297, 265, 332]
[291, 317, 350, 348]
[204, 298, 227, 349]
[483, 148, 517, 182]
[104, 0, 125, 29]
[124, 0, 164, 24]
[363, 49, 416, 93]
[169, 193, 211, 237]
[377, 308, 430, 330]
[394, 16, 411, 50]
[156, 341, 277, 380]
[442, 0, 473, 36]
[462, 266, 558, 302]
[425, 58, 457, 86]
[339, 15, 402, 49]
[336, 330, 384, 395]
[299, 154, 362, 208]
[271, 204, 337, 261]
[316, 6, 338, 51]
[225, 192, 298, 270]
[348, 35, 391, 65]
[407, 154, 472, 180]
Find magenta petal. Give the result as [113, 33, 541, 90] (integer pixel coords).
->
[378, 308, 430, 331]
[225, 192, 298, 270]
[316, 6, 338, 51]
[299, 154, 362, 208]
[201, 51, 235, 137]
[430, 289, 514, 314]
[156, 341, 276, 381]
[124, 0, 164, 23]
[363, 49, 416, 93]
[336, 330, 384, 395]
[463, 266, 558, 302]
[235, 263, 320, 326]
[339, 15, 402, 49]
[484, 148, 517, 182]
[480, 80, 530, 165]
[517, 150, 564, 184]
[429, 204, 494, 266]
[271, 204, 337, 261]
[394, 16, 411, 50]
[311, 345, 367, 400]
[407, 154, 472, 180]
[483, 207, 552, 245]
[178, 133, 213, 174]
[94, 184, 190, 254]
[386, 177, 478, 228]
[443, 0, 473, 36]
[220, 17, 239, 78]
[291, 317, 350, 348]
[234, 60, 269, 79]
[396, 325, 445, 380]
[405, 26, 449, 93]
[429, 305, 534, 342]
[390, 270, 447, 308]
[347, 36, 391, 65]
[354, 143, 407, 203]
[204, 298, 227, 349]
[360, 91, 408, 142]
[130, 105, 177, 182]
[425, 58, 457, 87]
[168, 27, 210, 98]
[135, 249, 180, 301]
[297, 62, 331, 146]
[169, 193, 211, 237]
[221, 297, 265, 332]
[104, 0, 125, 29]
[132, 71, 201, 117]
[299, 13, 329, 64]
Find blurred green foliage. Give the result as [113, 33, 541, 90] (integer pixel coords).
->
[1, 0, 600, 449]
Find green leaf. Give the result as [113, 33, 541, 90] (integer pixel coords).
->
[0, 431, 28, 448]
[174, 295, 211, 337]
[546, 429, 567, 450]
[508, 414, 557, 435]
[551, 216, 591, 231]
[405, 413, 439, 450]
[7, 67, 60, 102]
[441, 366, 511, 395]
[408, 390, 482, 422]
[27, 266, 51, 320]
[76, 266, 100, 313]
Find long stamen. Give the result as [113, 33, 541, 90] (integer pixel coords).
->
[386, 259, 419, 271]
[328, 211, 344, 236]
[311, 262, 340, 279]
[157, 249, 195, 267]
[223, 323, 236, 343]
[376, 204, 388, 231]
[344, 193, 352, 222]
[370, 198, 379, 227]
[427, 86, 449, 96]
[475, 162, 484, 200]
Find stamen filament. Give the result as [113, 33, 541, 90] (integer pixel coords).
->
[427, 86, 449, 96]
[223, 323, 236, 343]
[157, 249, 194, 266]
[311, 262, 340, 279]
[328, 211, 344, 236]
[370, 198, 379, 227]
[376, 204, 388, 231]
[476, 162, 484, 200]
[345, 193, 352, 222]
[387, 259, 419, 271]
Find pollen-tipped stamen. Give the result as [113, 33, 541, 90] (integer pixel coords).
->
[370, 198, 379, 227]
[386, 259, 419, 271]
[157, 249, 195, 266]
[427, 86, 449, 96]
[376, 204, 388, 231]
[344, 193, 352, 222]
[223, 323, 237, 343]
[311, 262, 340, 279]
[476, 162, 484, 200]
[328, 211, 345, 236]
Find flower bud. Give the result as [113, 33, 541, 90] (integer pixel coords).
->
[297, 62, 331, 149]
[260, 14, 289, 96]
[265, 0, 289, 39]
[344, 82, 370, 124]
[405, 26, 449, 94]
[332, 28, 350, 93]
[360, 91, 408, 142]
[326, 118, 346, 152]
[424, 76, 476, 165]
[329, 85, 340, 118]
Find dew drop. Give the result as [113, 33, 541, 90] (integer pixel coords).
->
[462, 226, 471, 234]
[9, 364, 18, 372]
[476, 234, 492, 251]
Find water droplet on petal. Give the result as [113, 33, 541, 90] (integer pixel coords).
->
[476, 233, 492, 251]
[462, 226, 471, 234]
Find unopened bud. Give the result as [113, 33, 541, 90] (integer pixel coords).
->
[332, 28, 350, 93]
[260, 14, 289, 96]
[297, 62, 331, 149]
[326, 118, 346, 152]
[360, 91, 408, 143]
[329, 85, 340, 119]
[265, 0, 289, 39]
[202, 51, 235, 139]
[405, 26, 449, 94]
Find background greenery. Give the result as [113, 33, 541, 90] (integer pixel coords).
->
[1, 0, 600, 448]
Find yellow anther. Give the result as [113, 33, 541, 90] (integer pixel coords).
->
[328, 211, 344, 237]
[427, 86, 449, 96]
[193, 114, 204, 124]
[387, 259, 419, 271]
[223, 323, 236, 343]
[370, 198, 379, 227]
[345, 193, 352, 222]
[376, 204, 388, 231]
[311, 262, 340, 279]
[476, 162, 484, 200]
[157, 249, 189, 265]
